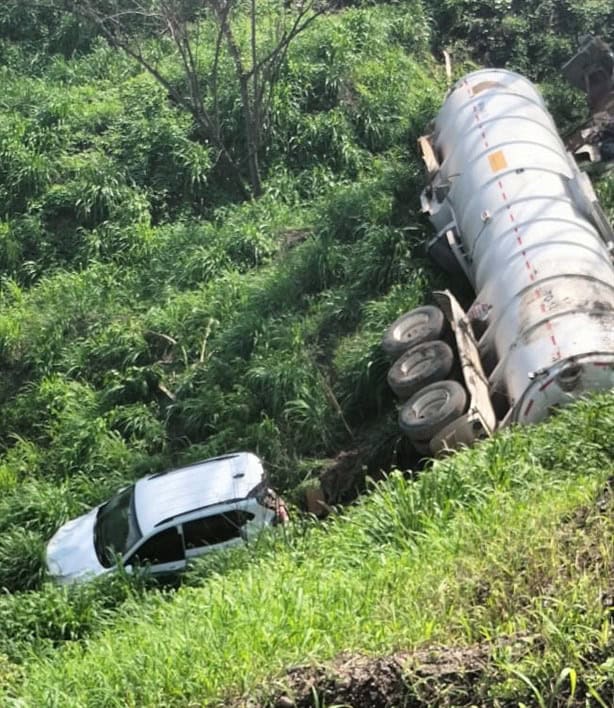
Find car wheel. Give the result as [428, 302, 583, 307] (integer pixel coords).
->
[399, 380, 467, 440]
[381, 305, 446, 360]
[387, 339, 454, 400]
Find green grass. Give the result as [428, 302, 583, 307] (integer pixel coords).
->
[3, 395, 612, 705]
[0, 1, 613, 705]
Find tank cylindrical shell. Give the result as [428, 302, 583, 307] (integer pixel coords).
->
[429, 69, 614, 419]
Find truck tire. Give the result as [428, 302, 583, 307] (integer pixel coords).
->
[381, 306, 446, 360]
[387, 340, 454, 400]
[399, 380, 467, 440]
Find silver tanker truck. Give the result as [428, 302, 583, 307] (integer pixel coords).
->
[383, 68, 614, 456]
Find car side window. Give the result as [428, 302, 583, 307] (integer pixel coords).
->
[183, 510, 255, 549]
[128, 527, 184, 566]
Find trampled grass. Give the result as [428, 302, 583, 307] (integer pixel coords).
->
[4, 395, 613, 706]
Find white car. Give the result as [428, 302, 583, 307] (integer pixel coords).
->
[46, 452, 288, 584]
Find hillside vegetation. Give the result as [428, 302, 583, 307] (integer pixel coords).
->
[0, 0, 613, 704]
[4, 398, 614, 705]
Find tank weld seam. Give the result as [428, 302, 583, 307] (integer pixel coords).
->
[487, 199, 586, 228]
[511, 352, 614, 423]
[457, 79, 545, 110]
[476, 274, 614, 352]
[490, 194, 582, 212]
[470, 214, 604, 267]
[460, 68, 540, 86]
[466, 114, 562, 142]
[440, 145, 575, 200]
[474, 167, 578, 190]
[458, 139, 573, 173]
[487, 306, 614, 381]
[506, 305, 613, 344]
[437, 137, 570, 182]
[463, 193, 592, 258]
[453, 176, 583, 222]
[480, 236, 613, 272]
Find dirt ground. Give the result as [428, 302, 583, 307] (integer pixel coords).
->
[258, 628, 611, 707]
[259, 637, 531, 708]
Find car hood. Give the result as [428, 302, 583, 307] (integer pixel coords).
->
[46, 507, 106, 584]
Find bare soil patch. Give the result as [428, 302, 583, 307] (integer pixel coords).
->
[244, 636, 537, 707]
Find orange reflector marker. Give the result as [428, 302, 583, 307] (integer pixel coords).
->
[488, 150, 507, 172]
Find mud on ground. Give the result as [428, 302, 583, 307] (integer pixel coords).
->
[262, 636, 534, 708]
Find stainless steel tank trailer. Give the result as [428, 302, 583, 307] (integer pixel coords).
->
[382, 68, 614, 456]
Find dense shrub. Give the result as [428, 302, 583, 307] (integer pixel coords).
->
[0, 528, 47, 593]
[428, 0, 614, 80]
[0, 1, 95, 56]
[0, 572, 159, 663]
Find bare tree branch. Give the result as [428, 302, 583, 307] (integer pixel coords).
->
[211, 15, 226, 135]
[68, 0, 324, 199]
[247, 0, 323, 81]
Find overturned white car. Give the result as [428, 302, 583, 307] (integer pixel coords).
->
[46, 452, 288, 584]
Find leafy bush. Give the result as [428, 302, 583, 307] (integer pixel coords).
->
[0, 0, 95, 57]
[0, 528, 47, 593]
[0, 572, 159, 663]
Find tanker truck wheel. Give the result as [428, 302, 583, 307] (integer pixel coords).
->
[399, 380, 467, 441]
[381, 305, 446, 361]
[387, 339, 454, 400]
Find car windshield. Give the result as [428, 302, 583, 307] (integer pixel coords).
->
[93, 485, 142, 568]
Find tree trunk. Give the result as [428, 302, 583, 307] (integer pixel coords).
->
[238, 76, 262, 197]
[69, 0, 323, 202]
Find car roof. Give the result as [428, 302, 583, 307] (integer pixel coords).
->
[134, 452, 265, 535]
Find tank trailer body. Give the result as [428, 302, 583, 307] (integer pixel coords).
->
[384, 69, 614, 455]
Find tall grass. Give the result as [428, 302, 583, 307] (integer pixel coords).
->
[5, 395, 612, 705]
[0, 2, 612, 705]
[0, 396, 614, 706]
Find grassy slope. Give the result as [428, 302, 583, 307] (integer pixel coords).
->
[7, 396, 614, 705]
[0, 2, 440, 600]
[0, 0, 613, 705]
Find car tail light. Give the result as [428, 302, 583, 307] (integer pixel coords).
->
[248, 480, 289, 524]
[256, 487, 289, 524]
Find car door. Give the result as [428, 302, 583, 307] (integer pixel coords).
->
[182, 507, 255, 561]
[124, 526, 186, 575]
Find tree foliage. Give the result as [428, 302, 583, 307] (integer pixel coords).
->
[429, 0, 614, 78]
[69, 0, 326, 196]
